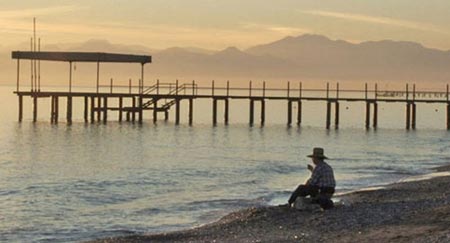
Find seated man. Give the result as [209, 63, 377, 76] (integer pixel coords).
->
[288, 147, 336, 210]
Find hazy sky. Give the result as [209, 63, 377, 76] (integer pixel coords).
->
[1, 0, 450, 50]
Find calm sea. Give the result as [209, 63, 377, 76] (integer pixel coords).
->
[0, 85, 449, 242]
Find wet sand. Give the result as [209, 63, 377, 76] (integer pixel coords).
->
[90, 167, 450, 243]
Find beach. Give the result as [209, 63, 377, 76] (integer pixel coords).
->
[90, 166, 450, 242]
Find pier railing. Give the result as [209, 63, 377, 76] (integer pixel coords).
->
[14, 79, 450, 129]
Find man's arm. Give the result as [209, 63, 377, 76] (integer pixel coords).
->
[307, 166, 322, 186]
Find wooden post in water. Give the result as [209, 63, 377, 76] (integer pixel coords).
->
[153, 98, 158, 123]
[373, 103, 378, 129]
[287, 100, 292, 126]
[90, 96, 95, 123]
[50, 96, 55, 123]
[67, 96, 72, 124]
[164, 111, 169, 121]
[132, 97, 136, 122]
[249, 99, 254, 126]
[55, 96, 59, 123]
[326, 101, 331, 129]
[189, 98, 194, 125]
[175, 99, 180, 125]
[97, 97, 102, 122]
[335, 102, 340, 129]
[118, 97, 123, 122]
[365, 102, 371, 130]
[138, 97, 143, 124]
[212, 98, 218, 126]
[297, 101, 302, 126]
[103, 97, 108, 123]
[224, 99, 229, 125]
[411, 103, 417, 130]
[33, 95, 38, 123]
[84, 96, 88, 123]
[447, 103, 450, 130]
[261, 100, 265, 126]
[406, 103, 411, 130]
[18, 95, 23, 122]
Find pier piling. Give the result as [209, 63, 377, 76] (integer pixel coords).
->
[189, 98, 194, 125]
[213, 98, 218, 125]
[90, 96, 95, 123]
[103, 97, 108, 123]
[249, 99, 254, 126]
[326, 101, 331, 129]
[447, 103, 450, 130]
[33, 96, 37, 123]
[261, 100, 265, 125]
[132, 97, 136, 123]
[18, 95, 23, 122]
[365, 102, 371, 130]
[138, 97, 143, 124]
[153, 98, 158, 123]
[288, 100, 293, 126]
[373, 102, 378, 129]
[406, 103, 411, 130]
[412, 103, 417, 130]
[97, 97, 102, 122]
[67, 96, 72, 124]
[224, 99, 229, 125]
[118, 97, 123, 122]
[335, 102, 340, 129]
[84, 96, 88, 123]
[297, 101, 302, 126]
[175, 99, 180, 125]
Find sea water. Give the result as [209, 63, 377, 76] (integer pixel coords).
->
[0, 85, 449, 242]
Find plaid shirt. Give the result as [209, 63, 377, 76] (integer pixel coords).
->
[307, 161, 336, 188]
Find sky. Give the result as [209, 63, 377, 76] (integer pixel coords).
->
[1, 0, 450, 50]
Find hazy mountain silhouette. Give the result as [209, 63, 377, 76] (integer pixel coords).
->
[246, 34, 450, 81]
[2, 35, 450, 84]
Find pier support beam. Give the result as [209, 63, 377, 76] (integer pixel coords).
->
[335, 102, 340, 129]
[164, 111, 169, 121]
[326, 101, 331, 130]
[103, 97, 108, 123]
[261, 100, 265, 126]
[118, 97, 123, 122]
[175, 99, 181, 125]
[189, 98, 194, 125]
[373, 103, 378, 129]
[447, 103, 450, 130]
[18, 95, 23, 122]
[249, 99, 254, 126]
[224, 99, 229, 125]
[90, 96, 95, 123]
[50, 96, 55, 123]
[288, 100, 293, 126]
[365, 102, 371, 130]
[132, 97, 136, 123]
[67, 96, 73, 124]
[97, 97, 102, 122]
[84, 96, 88, 123]
[411, 103, 417, 130]
[213, 98, 217, 126]
[406, 103, 411, 130]
[153, 98, 158, 123]
[138, 97, 143, 124]
[297, 101, 302, 126]
[33, 96, 38, 123]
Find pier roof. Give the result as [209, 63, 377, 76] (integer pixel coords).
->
[11, 51, 152, 64]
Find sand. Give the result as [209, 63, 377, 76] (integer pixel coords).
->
[90, 166, 450, 243]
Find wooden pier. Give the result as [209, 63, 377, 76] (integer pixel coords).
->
[12, 51, 450, 130]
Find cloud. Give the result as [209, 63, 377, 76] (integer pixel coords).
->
[0, 5, 85, 19]
[301, 10, 449, 35]
[240, 22, 309, 36]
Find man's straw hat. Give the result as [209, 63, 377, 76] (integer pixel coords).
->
[307, 147, 328, 159]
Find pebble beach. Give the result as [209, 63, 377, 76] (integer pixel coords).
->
[90, 166, 450, 243]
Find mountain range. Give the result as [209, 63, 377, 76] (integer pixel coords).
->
[1, 34, 450, 84]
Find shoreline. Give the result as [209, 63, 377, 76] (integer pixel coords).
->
[90, 167, 450, 243]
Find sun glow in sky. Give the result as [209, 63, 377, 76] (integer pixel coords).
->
[1, 0, 450, 50]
